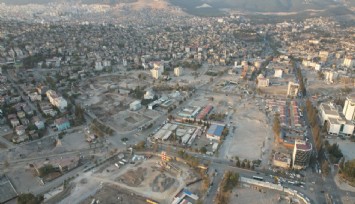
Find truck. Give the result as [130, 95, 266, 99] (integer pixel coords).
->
[118, 161, 125, 165]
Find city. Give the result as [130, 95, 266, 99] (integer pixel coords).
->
[0, 0, 354, 204]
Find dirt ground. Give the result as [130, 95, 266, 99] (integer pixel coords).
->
[88, 158, 197, 204]
[230, 186, 291, 204]
[81, 184, 147, 204]
[104, 110, 153, 132]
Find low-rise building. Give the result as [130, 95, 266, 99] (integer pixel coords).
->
[54, 117, 70, 131]
[287, 82, 299, 97]
[273, 152, 291, 169]
[258, 78, 269, 87]
[130, 100, 141, 111]
[206, 124, 225, 141]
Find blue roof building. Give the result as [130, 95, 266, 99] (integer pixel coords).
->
[206, 124, 225, 141]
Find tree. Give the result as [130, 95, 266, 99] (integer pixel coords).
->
[246, 161, 251, 169]
[200, 146, 207, 154]
[17, 193, 43, 204]
[133, 141, 146, 150]
[74, 105, 85, 124]
[273, 114, 281, 138]
[322, 161, 330, 175]
[236, 160, 241, 167]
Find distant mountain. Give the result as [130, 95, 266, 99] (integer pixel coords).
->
[0, 0, 353, 16]
[169, 0, 354, 15]
[0, 0, 136, 5]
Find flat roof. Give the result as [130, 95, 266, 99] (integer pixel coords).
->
[207, 124, 224, 137]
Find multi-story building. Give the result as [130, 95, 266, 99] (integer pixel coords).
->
[46, 90, 67, 110]
[174, 67, 182, 77]
[287, 82, 299, 97]
[151, 69, 161, 79]
[151, 61, 164, 79]
[292, 140, 312, 170]
[319, 102, 354, 135]
[343, 57, 354, 68]
[343, 93, 355, 121]
[274, 69, 283, 78]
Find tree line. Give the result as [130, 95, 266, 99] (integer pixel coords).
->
[306, 99, 322, 152]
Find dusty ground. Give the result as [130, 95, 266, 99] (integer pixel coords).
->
[81, 184, 147, 204]
[64, 157, 197, 204]
[231, 186, 291, 204]
[104, 110, 155, 132]
[334, 174, 355, 193]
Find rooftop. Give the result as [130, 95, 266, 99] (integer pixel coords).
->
[295, 140, 312, 151]
[207, 124, 225, 137]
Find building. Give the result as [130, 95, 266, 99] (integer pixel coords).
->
[130, 100, 141, 111]
[324, 71, 338, 83]
[54, 117, 70, 131]
[287, 82, 299, 97]
[319, 102, 355, 135]
[343, 57, 354, 68]
[292, 140, 312, 169]
[95, 61, 103, 71]
[144, 90, 155, 100]
[206, 124, 225, 141]
[343, 93, 355, 121]
[196, 105, 213, 120]
[174, 67, 182, 76]
[273, 152, 291, 169]
[28, 92, 42, 101]
[274, 69, 283, 78]
[151, 69, 161, 79]
[46, 90, 67, 110]
[258, 78, 269, 87]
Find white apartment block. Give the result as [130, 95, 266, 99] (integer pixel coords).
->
[343, 57, 354, 68]
[343, 94, 355, 121]
[319, 102, 354, 136]
[174, 67, 182, 77]
[151, 69, 161, 79]
[274, 69, 283, 78]
[46, 90, 68, 110]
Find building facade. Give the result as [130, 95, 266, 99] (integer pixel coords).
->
[46, 90, 67, 110]
[292, 140, 312, 170]
[287, 82, 299, 97]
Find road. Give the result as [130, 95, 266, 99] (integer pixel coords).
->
[294, 61, 351, 204]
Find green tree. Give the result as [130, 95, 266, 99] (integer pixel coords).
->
[17, 193, 43, 204]
[322, 160, 330, 175]
[236, 160, 241, 167]
[200, 146, 207, 154]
